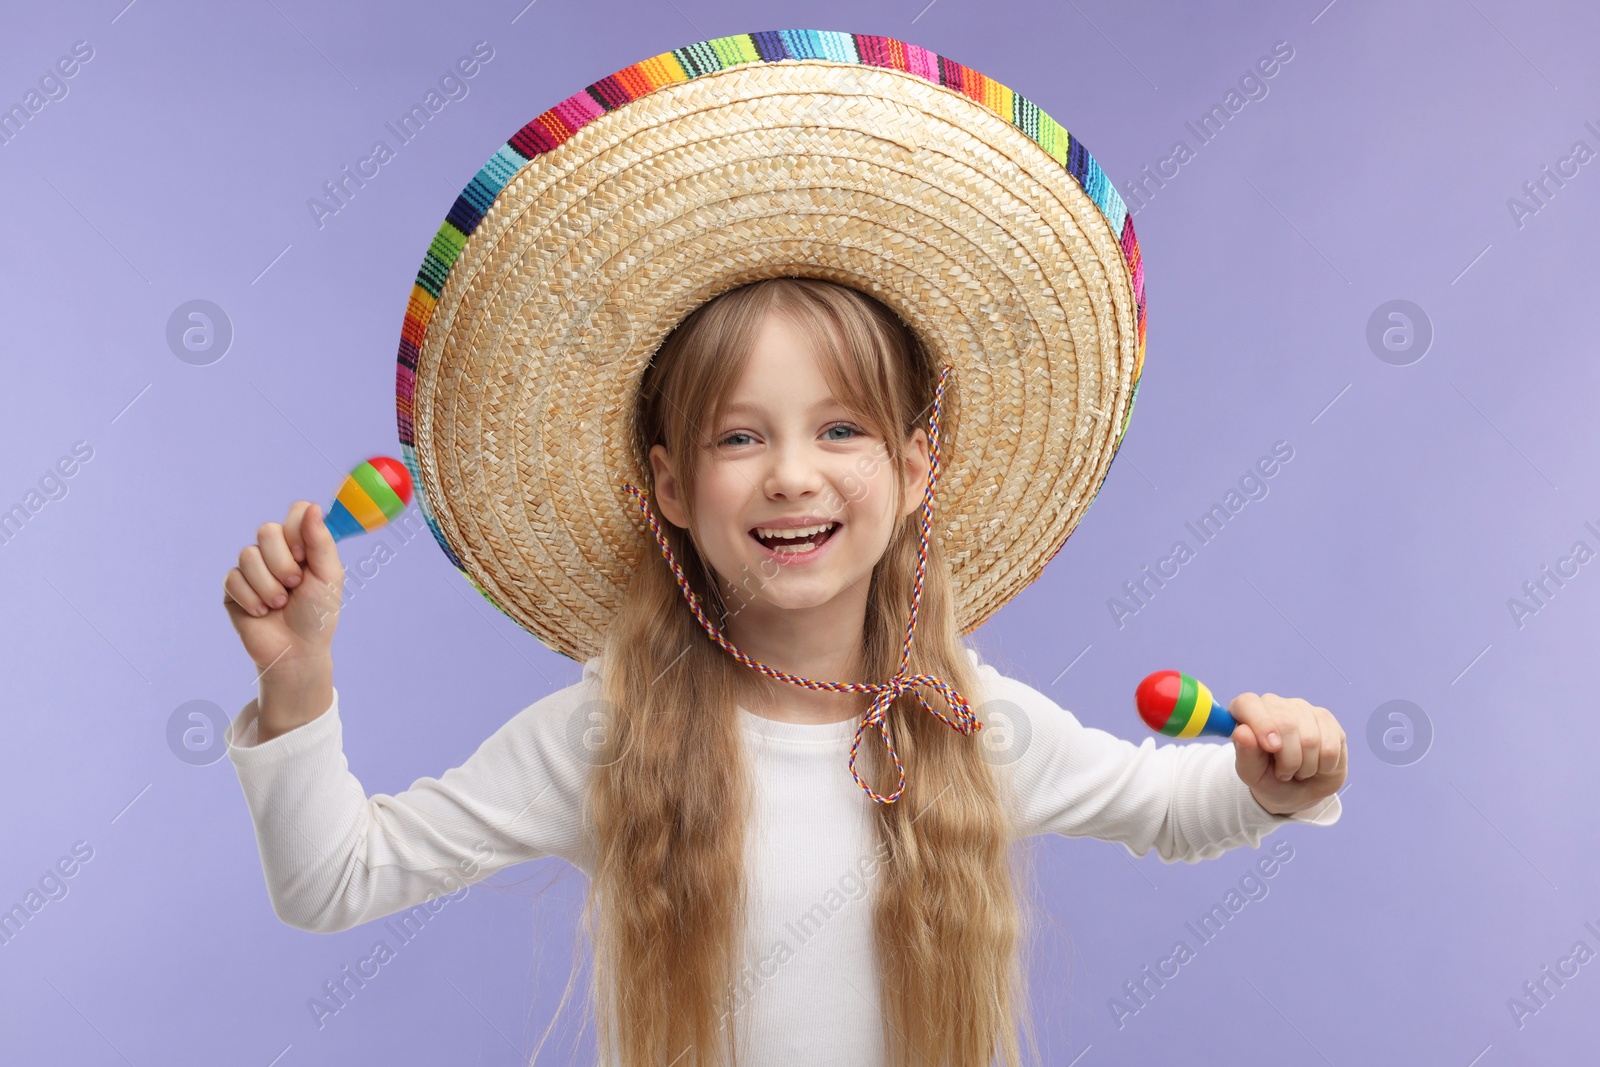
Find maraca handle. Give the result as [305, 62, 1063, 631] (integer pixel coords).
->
[324, 503, 368, 543]
[1135, 670, 1238, 739]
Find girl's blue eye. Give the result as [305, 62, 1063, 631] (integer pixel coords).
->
[717, 424, 863, 447]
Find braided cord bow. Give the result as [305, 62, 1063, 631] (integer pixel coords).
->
[619, 364, 978, 804]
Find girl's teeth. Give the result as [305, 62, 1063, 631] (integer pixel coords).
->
[754, 522, 834, 540]
[753, 522, 839, 552]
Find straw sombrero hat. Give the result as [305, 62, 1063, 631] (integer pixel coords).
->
[394, 28, 1146, 665]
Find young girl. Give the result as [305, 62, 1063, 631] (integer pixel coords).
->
[223, 278, 1344, 1067]
[222, 31, 1345, 1067]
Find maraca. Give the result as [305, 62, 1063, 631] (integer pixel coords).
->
[325, 456, 413, 542]
[1135, 670, 1238, 739]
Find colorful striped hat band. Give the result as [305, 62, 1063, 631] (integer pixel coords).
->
[395, 30, 1146, 766]
[622, 364, 974, 805]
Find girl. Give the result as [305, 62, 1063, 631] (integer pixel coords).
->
[223, 278, 1344, 1067]
[223, 30, 1347, 1067]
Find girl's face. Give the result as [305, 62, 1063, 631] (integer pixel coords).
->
[649, 312, 930, 618]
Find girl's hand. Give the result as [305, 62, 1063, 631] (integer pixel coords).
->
[223, 501, 345, 683]
[1228, 692, 1347, 816]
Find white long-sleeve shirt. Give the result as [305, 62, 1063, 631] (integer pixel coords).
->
[226, 646, 1339, 1064]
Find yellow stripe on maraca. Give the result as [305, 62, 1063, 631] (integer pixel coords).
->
[336, 476, 387, 533]
[1174, 676, 1214, 738]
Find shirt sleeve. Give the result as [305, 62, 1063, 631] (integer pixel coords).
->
[977, 663, 1342, 863]
[224, 677, 596, 934]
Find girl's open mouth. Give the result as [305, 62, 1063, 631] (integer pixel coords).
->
[748, 521, 841, 565]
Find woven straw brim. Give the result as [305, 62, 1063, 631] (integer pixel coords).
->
[399, 37, 1144, 663]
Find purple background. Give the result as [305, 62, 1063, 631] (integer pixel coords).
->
[3, 1, 1598, 1064]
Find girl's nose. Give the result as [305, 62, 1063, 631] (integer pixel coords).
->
[761, 442, 830, 497]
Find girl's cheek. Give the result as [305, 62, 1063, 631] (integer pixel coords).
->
[839, 469, 875, 503]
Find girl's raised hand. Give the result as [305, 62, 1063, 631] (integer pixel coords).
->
[1228, 692, 1347, 816]
[223, 500, 345, 684]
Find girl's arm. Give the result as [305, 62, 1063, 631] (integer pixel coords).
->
[225, 677, 594, 933]
[976, 664, 1340, 863]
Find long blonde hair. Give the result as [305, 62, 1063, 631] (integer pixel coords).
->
[576, 277, 1038, 1067]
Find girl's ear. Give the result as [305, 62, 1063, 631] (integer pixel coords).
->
[899, 428, 932, 519]
[648, 444, 689, 529]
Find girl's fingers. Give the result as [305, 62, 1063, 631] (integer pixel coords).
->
[1292, 716, 1318, 783]
[1268, 705, 1302, 781]
[224, 567, 269, 617]
[259, 517, 304, 590]
[301, 503, 344, 585]
[1318, 710, 1345, 776]
[1231, 723, 1272, 783]
[239, 539, 289, 609]
[283, 501, 311, 564]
